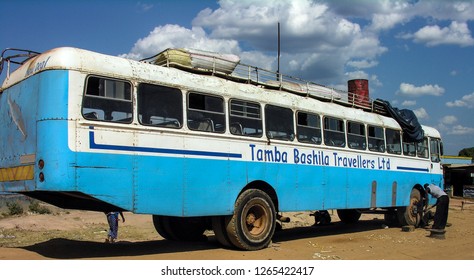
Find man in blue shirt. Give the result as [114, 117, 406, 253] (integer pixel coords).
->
[424, 184, 449, 232]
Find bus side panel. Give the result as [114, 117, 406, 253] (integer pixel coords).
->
[75, 151, 134, 210]
[293, 164, 326, 210]
[134, 155, 185, 215]
[35, 71, 77, 192]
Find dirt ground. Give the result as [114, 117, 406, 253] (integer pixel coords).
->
[0, 197, 474, 260]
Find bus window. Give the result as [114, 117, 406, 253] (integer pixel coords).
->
[229, 99, 262, 137]
[417, 138, 429, 158]
[265, 105, 294, 141]
[402, 134, 416, 157]
[347, 121, 366, 150]
[368, 125, 385, 152]
[385, 129, 401, 154]
[324, 117, 345, 147]
[187, 92, 225, 133]
[297, 111, 321, 144]
[82, 76, 132, 123]
[138, 83, 182, 128]
[430, 138, 441, 162]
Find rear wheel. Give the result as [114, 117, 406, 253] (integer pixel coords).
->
[153, 215, 207, 241]
[226, 189, 276, 251]
[152, 215, 173, 240]
[212, 216, 234, 248]
[337, 209, 361, 224]
[397, 188, 422, 227]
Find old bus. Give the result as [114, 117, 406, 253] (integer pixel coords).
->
[0, 47, 443, 250]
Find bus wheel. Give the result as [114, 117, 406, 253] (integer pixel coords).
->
[226, 189, 276, 251]
[152, 215, 173, 240]
[397, 188, 421, 227]
[211, 216, 234, 248]
[154, 216, 207, 241]
[337, 209, 361, 224]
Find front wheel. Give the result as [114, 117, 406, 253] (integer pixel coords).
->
[226, 189, 276, 251]
[397, 188, 422, 227]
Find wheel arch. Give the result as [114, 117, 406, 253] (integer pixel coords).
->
[239, 180, 279, 212]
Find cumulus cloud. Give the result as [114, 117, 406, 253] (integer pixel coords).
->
[446, 92, 474, 108]
[402, 100, 416, 106]
[448, 125, 474, 135]
[413, 107, 429, 119]
[440, 115, 458, 125]
[402, 21, 474, 47]
[120, 24, 240, 60]
[398, 83, 445, 97]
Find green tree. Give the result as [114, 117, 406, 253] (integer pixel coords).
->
[458, 147, 474, 159]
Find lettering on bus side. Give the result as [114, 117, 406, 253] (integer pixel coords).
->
[249, 144, 391, 170]
[25, 56, 51, 77]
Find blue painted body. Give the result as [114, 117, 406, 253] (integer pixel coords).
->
[0, 70, 443, 216]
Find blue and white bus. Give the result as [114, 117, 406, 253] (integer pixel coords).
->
[0, 47, 443, 250]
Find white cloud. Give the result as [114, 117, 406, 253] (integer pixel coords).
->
[120, 24, 240, 60]
[413, 107, 429, 119]
[440, 115, 458, 125]
[398, 83, 445, 97]
[448, 125, 474, 135]
[402, 100, 416, 106]
[346, 59, 379, 69]
[446, 92, 474, 108]
[404, 21, 474, 47]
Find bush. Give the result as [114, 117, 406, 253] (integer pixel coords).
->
[28, 200, 52, 214]
[6, 201, 24, 215]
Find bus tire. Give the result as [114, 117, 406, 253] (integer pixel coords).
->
[211, 216, 234, 248]
[337, 209, 361, 224]
[397, 188, 421, 227]
[226, 189, 276, 251]
[160, 216, 207, 241]
[152, 215, 173, 240]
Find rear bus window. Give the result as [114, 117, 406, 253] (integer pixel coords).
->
[187, 92, 225, 133]
[82, 76, 132, 123]
[138, 83, 183, 128]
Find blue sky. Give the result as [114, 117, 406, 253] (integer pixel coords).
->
[1, 0, 473, 155]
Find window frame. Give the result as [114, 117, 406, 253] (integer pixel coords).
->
[323, 116, 346, 147]
[187, 91, 226, 133]
[228, 98, 263, 137]
[296, 111, 322, 145]
[82, 75, 133, 124]
[264, 104, 295, 141]
[137, 83, 183, 129]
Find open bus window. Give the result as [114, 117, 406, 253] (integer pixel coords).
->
[323, 117, 345, 147]
[430, 138, 441, 162]
[368, 125, 385, 152]
[297, 111, 321, 144]
[417, 138, 429, 158]
[347, 121, 366, 150]
[402, 134, 416, 157]
[265, 105, 294, 141]
[386, 128, 401, 154]
[229, 99, 263, 137]
[82, 76, 132, 123]
[138, 83, 183, 128]
[187, 92, 225, 133]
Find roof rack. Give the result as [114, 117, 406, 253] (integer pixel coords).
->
[141, 48, 387, 115]
[0, 48, 41, 78]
